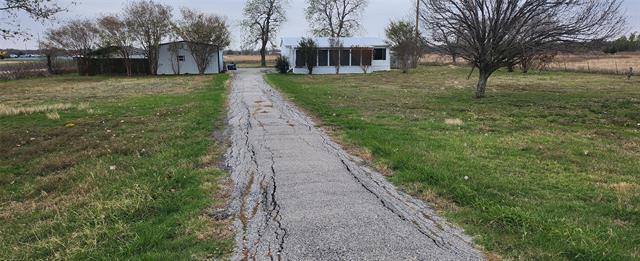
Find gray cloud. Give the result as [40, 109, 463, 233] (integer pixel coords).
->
[2, 0, 639, 50]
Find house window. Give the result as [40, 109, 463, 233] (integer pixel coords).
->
[352, 49, 372, 66]
[329, 50, 339, 66]
[295, 50, 305, 68]
[340, 50, 350, 66]
[373, 48, 386, 60]
[362, 49, 373, 66]
[177, 55, 185, 61]
[318, 50, 329, 66]
[351, 49, 361, 66]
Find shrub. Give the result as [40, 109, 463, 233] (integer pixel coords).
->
[275, 56, 290, 74]
[297, 38, 318, 75]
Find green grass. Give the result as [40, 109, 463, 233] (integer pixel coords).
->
[0, 74, 233, 259]
[266, 66, 640, 260]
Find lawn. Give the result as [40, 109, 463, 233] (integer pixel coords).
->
[0, 74, 233, 259]
[266, 66, 640, 260]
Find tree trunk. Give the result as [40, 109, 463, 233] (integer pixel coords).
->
[260, 42, 267, 67]
[475, 69, 490, 98]
[198, 56, 207, 74]
[148, 54, 155, 75]
[402, 55, 409, 73]
[124, 57, 132, 76]
[262, 19, 271, 68]
[46, 55, 54, 74]
[521, 61, 530, 74]
[148, 48, 158, 75]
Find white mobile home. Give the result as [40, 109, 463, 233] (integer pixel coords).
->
[280, 37, 391, 74]
[157, 41, 224, 75]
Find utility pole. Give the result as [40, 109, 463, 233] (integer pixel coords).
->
[415, 0, 420, 41]
[414, 0, 420, 68]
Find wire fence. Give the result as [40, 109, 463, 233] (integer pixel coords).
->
[547, 53, 638, 76]
[420, 52, 639, 77]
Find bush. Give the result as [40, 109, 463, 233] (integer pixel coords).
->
[275, 56, 290, 74]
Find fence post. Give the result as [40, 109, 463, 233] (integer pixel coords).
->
[615, 59, 619, 75]
[587, 61, 590, 73]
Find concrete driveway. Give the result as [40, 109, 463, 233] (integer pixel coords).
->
[225, 68, 483, 260]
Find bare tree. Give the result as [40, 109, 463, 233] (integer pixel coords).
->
[167, 37, 182, 74]
[1, 0, 70, 39]
[124, 0, 173, 75]
[43, 19, 99, 57]
[43, 19, 99, 76]
[421, 0, 625, 98]
[518, 45, 539, 74]
[38, 41, 62, 74]
[241, 0, 288, 67]
[305, 0, 368, 38]
[537, 51, 557, 71]
[432, 27, 459, 64]
[97, 15, 134, 76]
[386, 20, 420, 73]
[174, 8, 230, 75]
[329, 37, 343, 74]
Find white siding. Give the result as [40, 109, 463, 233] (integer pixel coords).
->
[157, 42, 222, 75]
[282, 45, 391, 75]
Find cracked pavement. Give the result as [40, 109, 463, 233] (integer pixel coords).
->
[225, 68, 484, 260]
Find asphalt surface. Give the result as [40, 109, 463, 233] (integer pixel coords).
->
[225, 68, 483, 260]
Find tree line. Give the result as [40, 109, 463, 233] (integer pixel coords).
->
[2, 0, 627, 98]
[604, 33, 640, 54]
[38, 0, 230, 76]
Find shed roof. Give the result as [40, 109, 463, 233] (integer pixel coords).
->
[87, 46, 145, 57]
[159, 41, 220, 47]
[281, 37, 387, 48]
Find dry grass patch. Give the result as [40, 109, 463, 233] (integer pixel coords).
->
[610, 182, 639, 209]
[45, 111, 60, 120]
[0, 103, 77, 117]
[445, 118, 464, 126]
[422, 52, 640, 75]
[225, 54, 277, 64]
[0, 75, 210, 108]
[225, 54, 278, 68]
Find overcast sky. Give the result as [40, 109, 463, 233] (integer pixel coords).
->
[2, 0, 640, 50]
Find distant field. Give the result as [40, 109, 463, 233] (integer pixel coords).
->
[225, 54, 277, 68]
[549, 52, 640, 74]
[421, 52, 640, 75]
[267, 66, 640, 259]
[0, 59, 41, 65]
[0, 75, 232, 259]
